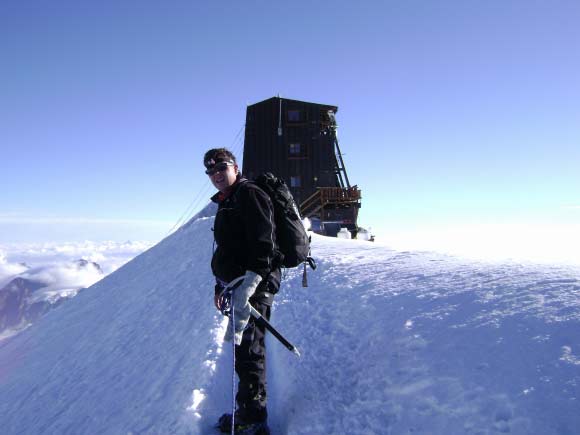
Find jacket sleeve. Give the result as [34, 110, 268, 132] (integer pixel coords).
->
[238, 185, 278, 279]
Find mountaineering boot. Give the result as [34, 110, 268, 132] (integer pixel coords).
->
[216, 413, 270, 435]
[233, 421, 270, 435]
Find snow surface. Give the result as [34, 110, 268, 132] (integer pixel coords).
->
[1, 206, 579, 434]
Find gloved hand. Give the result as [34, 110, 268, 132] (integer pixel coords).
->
[224, 271, 263, 345]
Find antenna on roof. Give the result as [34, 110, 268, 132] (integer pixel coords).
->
[278, 94, 283, 137]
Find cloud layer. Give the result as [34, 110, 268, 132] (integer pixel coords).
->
[0, 241, 153, 289]
[0, 215, 171, 244]
[20, 261, 105, 304]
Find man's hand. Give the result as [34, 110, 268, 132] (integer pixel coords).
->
[224, 271, 263, 345]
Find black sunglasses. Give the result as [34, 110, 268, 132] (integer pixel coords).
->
[205, 161, 234, 175]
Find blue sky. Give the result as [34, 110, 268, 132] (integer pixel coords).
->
[2, 0, 579, 252]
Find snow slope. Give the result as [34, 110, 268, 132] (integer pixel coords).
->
[1, 206, 579, 435]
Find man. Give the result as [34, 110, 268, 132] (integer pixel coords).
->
[205, 148, 280, 435]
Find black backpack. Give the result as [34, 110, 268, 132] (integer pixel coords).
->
[251, 173, 312, 268]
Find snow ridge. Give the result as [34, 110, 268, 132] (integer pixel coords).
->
[0, 209, 579, 434]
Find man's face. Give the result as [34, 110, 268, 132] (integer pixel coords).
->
[207, 161, 239, 192]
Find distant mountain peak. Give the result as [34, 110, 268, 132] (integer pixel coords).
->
[74, 259, 103, 274]
[0, 259, 104, 335]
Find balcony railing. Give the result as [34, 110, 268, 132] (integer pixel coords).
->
[300, 186, 361, 218]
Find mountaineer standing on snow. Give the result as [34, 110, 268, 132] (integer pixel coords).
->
[205, 147, 280, 435]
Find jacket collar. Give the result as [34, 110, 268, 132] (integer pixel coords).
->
[210, 177, 247, 203]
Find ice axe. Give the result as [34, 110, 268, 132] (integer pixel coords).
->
[248, 305, 301, 357]
[219, 275, 301, 358]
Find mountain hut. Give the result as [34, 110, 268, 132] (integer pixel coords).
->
[241, 96, 362, 237]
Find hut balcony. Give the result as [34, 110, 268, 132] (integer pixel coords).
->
[300, 186, 361, 218]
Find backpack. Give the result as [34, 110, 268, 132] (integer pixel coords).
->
[251, 173, 312, 268]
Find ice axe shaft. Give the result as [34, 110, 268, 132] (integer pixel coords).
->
[249, 305, 301, 358]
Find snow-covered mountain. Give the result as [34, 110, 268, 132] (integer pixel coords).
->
[0, 207, 579, 434]
[0, 259, 103, 338]
[0, 276, 47, 330]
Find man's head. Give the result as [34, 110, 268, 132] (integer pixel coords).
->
[203, 148, 240, 193]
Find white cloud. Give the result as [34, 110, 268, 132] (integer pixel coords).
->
[20, 261, 105, 303]
[0, 249, 29, 288]
[0, 241, 153, 289]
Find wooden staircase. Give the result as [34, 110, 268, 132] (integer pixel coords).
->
[300, 186, 361, 219]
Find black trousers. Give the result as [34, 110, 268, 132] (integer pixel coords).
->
[235, 299, 270, 423]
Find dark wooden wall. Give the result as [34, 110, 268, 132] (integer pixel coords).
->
[242, 97, 340, 204]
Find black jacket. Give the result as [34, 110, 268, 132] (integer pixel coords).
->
[211, 178, 281, 296]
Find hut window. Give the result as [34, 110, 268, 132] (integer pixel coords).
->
[289, 143, 301, 155]
[289, 142, 307, 158]
[290, 175, 301, 187]
[287, 110, 302, 122]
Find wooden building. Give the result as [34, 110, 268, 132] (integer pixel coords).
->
[242, 96, 361, 237]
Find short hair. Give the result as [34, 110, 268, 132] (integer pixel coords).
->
[203, 148, 237, 168]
